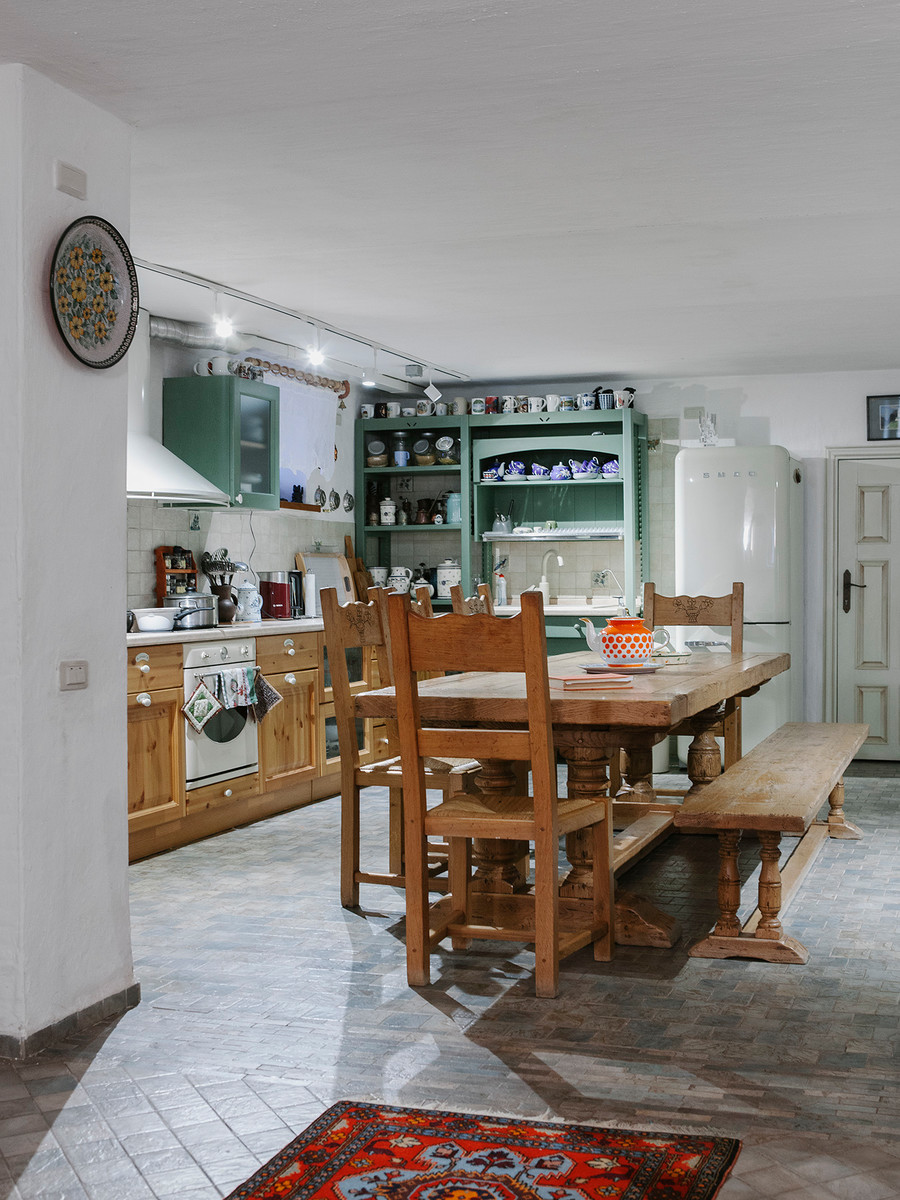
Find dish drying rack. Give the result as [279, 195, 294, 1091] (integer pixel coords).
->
[482, 521, 625, 541]
[201, 549, 249, 587]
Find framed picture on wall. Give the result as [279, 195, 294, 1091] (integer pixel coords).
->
[867, 394, 900, 440]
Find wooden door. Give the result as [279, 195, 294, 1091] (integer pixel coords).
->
[127, 687, 185, 829]
[260, 668, 318, 788]
[836, 456, 900, 757]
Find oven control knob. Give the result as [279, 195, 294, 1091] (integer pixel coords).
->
[241, 645, 250, 656]
[136, 693, 152, 707]
[224, 788, 233, 797]
[220, 646, 229, 661]
[200, 651, 210, 660]
[284, 673, 296, 685]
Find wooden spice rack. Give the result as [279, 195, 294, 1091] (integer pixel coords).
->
[155, 546, 198, 603]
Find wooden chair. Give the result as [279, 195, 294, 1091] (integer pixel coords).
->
[320, 586, 479, 909]
[643, 580, 745, 772]
[387, 588, 613, 998]
[449, 582, 494, 616]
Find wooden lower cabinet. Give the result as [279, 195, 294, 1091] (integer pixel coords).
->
[127, 686, 186, 832]
[127, 635, 391, 861]
[259, 667, 317, 787]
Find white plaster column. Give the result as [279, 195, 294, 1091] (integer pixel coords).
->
[0, 65, 136, 1053]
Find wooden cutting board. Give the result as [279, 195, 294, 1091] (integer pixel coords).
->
[295, 552, 356, 616]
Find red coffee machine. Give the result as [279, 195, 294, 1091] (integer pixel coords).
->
[259, 571, 291, 619]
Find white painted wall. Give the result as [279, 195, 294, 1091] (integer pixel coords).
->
[0, 65, 134, 1041]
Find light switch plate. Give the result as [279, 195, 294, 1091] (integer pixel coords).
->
[59, 660, 88, 690]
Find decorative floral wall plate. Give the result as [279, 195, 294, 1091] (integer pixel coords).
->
[49, 215, 139, 368]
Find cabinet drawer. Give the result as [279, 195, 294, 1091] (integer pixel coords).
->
[256, 632, 317, 674]
[127, 643, 183, 693]
[186, 771, 260, 813]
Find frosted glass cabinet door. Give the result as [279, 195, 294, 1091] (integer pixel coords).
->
[239, 391, 275, 500]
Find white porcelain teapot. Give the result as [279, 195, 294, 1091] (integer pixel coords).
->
[387, 565, 413, 593]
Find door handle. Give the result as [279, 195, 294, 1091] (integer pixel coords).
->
[842, 569, 866, 613]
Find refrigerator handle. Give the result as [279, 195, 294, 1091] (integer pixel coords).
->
[842, 568, 866, 614]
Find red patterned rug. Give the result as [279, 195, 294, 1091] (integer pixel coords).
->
[225, 1101, 741, 1200]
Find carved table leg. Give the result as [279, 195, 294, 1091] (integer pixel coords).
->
[826, 778, 863, 839]
[470, 758, 528, 895]
[560, 747, 612, 897]
[620, 744, 656, 805]
[556, 736, 680, 949]
[685, 705, 725, 796]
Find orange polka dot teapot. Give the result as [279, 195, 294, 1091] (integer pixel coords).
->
[581, 614, 654, 667]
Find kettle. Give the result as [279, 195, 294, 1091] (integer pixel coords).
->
[492, 511, 513, 534]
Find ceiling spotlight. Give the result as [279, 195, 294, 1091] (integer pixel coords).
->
[214, 315, 233, 338]
[361, 346, 378, 387]
[424, 382, 442, 402]
[307, 324, 325, 366]
[361, 373, 376, 388]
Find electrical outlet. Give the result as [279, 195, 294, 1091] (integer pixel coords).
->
[590, 570, 604, 587]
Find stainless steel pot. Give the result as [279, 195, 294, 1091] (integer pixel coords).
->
[162, 592, 218, 628]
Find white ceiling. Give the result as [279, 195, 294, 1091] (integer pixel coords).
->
[6, 0, 900, 381]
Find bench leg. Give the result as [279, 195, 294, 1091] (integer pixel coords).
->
[756, 831, 784, 940]
[714, 830, 742, 936]
[690, 827, 810, 964]
[826, 779, 863, 839]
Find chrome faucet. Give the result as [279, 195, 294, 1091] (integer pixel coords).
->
[538, 550, 564, 605]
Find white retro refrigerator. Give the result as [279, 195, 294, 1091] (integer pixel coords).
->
[674, 445, 804, 754]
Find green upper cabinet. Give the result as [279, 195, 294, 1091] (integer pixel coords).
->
[163, 377, 280, 510]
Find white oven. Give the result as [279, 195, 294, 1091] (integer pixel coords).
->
[183, 639, 258, 790]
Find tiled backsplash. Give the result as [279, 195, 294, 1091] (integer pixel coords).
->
[127, 502, 353, 609]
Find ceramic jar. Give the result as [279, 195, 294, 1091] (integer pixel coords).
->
[598, 616, 654, 666]
[436, 558, 462, 598]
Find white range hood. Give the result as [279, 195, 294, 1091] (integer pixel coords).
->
[126, 310, 229, 505]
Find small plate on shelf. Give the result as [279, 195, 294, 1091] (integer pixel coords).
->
[526, 474, 549, 481]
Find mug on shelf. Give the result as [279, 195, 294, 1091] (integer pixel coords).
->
[470, 397, 486, 414]
[452, 397, 468, 415]
[416, 399, 435, 416]
[545, 394, 561, 412]
[577, 393, 596, 410]
[528, 395, 546, 412]
[559, 396, 575, 412]
[386, 401, 402, 418]
[360, 403, 375, 418]
[434, 400, 449, 416]
[501, 396, 517, 413]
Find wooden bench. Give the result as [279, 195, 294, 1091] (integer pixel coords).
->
[674, 722, 867, 964]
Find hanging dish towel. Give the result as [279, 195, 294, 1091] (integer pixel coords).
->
[206, 666, 258, 709]
[252, 671, 283, 723]
[182, 680, 224, 733]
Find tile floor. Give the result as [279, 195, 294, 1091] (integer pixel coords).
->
[1, 765, 899, 1199]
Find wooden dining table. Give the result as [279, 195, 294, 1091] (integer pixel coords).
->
[355, 648, 790, 949]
